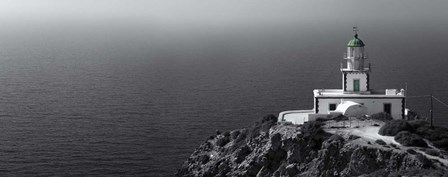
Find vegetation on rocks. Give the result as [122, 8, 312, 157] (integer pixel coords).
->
[177, 115, 448, 177]
[379, 118, 448, 150]
[394, 131, 427, 147]
[300, 121, 326, 137]
[412, 123, 448, 151]
[378, 120, 413, 136]
[247, 114, 277, 139]
[216, 136, 231, 147]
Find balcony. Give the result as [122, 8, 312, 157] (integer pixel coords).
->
[340, 63, 371, 72]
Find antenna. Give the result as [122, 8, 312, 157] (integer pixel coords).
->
[430, 93, 434, 128]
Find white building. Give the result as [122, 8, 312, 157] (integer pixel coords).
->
[279, 30, 406, 124]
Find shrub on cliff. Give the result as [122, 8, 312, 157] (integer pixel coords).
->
[433, 139, 448, 151]
[298, 121, 331, 152]
[234, 145, 251, 163]
[236, 129, 247, 143]
[409, 121, 448, 150]
[261, 114, 278, 132]
[301, 121, 324, 137]
[216, 136, 230, 147]
[394, 131, 427, 147]
[262, 114, 278, 124]
[248, 114, 278, 139]
[378, 120, 413, 136]
[230, 130, 240, 140]
[414, 126, 448, 141]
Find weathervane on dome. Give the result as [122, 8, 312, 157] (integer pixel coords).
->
[353, 26, 359, 38]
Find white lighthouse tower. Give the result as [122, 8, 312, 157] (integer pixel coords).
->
[278, 28, 406, 124]
[341, 27, 370, 93]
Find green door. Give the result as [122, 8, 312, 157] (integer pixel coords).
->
[353, 79, 360, 91]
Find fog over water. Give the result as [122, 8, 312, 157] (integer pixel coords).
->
[0, 0, 448, 176]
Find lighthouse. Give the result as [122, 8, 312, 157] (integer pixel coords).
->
[342, 28, 370, 93]
[279, 28, 406, 124]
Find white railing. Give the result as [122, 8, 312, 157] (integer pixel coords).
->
[340, 63, 371, 72]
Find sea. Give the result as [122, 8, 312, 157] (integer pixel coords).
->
[0, 16, 448, 177]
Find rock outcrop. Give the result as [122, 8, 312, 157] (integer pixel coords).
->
[176, 115, 448, 177]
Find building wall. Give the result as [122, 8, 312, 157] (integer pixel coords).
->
[316, 98, 404, 119]
[344, 73, 368, 92]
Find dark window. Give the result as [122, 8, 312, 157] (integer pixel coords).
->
[384, 103, 391, 114]
[329, 104, 337, 111]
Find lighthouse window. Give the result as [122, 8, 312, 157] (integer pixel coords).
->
[329, 104, 337, 111]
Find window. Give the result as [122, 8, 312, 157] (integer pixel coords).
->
[329, 104, 337, 111]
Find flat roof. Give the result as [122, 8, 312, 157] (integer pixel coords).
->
[313, 89, 405, 98]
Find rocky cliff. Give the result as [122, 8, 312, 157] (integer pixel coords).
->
[176, 115, 448, 177]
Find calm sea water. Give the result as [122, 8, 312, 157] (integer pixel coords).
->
[0, 24, 447, 176]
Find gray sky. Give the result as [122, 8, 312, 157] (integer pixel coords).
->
[1, 0, 447, 27]
[0, 0, 447, 55]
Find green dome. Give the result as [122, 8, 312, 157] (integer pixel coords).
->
[347, 34, 365, 47]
